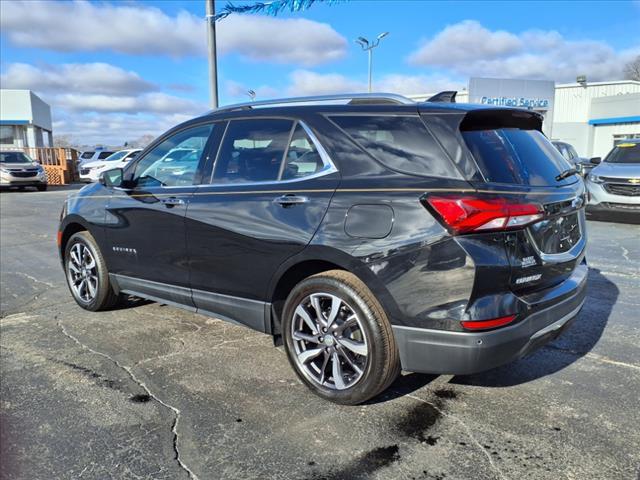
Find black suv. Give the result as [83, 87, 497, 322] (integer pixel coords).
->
[59, 93, 588, 404]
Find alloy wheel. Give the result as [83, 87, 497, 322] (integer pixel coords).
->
[291, 293, 368, 390]
[67, 243, 98, 303]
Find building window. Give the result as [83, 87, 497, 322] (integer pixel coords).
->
[613, 133, 640, 146]
[0, 125, 15, 145]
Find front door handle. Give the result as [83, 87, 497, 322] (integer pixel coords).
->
[274, 194, 308, 207]
[161, 197, 185, 207]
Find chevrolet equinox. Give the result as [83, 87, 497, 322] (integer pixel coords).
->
[59, 93, 588, 404]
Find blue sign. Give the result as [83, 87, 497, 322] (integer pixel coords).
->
[480, 96, 549, 108]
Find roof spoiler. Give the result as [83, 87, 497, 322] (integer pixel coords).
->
[426, 91, 457, 103]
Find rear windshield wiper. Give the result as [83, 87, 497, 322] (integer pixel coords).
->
[555, 168, 580, 181]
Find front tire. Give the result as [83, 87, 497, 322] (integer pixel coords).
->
[282, 270, 400, 405]
[64, 231, 120, 311]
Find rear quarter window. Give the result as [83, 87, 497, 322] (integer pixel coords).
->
[329, 115, 461, 179]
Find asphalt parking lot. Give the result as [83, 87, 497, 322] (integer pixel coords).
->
[1, 186, 639, 480]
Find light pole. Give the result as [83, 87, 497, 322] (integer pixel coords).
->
[356, 32, 389, 93]
[205, 0, 219, 109]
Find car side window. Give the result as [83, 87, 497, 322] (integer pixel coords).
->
[133, 124, 213, 188]
[281, 123, 325, 180]
[212, 119, 293, 184]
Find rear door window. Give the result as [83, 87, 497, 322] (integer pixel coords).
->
[330, 115, 461, 178]
[212, 119, 293, 184]
[462, 129, 574, 186]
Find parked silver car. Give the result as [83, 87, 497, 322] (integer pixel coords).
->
[0, 150, 48, 191]
[586, 140, 640, 214]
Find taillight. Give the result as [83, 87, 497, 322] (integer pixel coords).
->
[461, 315, 516, 330]
[423, 195, 543, 234]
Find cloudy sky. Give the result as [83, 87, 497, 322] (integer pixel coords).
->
[1, 0, 638, 145]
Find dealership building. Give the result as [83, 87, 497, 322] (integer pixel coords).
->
[411, 78, 640, 159]
[0, 89, 54, 148]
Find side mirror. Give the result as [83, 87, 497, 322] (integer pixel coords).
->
[99, 168, 124, 187]
[590, 157, 602, 165]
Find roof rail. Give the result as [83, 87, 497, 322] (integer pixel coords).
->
[212, 93, 415, 113]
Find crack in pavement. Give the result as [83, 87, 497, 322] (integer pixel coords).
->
[9, 271, 57, 289]
[56, 318, 199, 480]
[544, 344, 640, 371]
[398, 392, 509, 480]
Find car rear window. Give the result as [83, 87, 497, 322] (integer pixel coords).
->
[605, 142, 640, 164]
[330, 115, 461, 178]
[462, 129, 574, 186]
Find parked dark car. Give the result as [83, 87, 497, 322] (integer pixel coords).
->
[58, 93, 588, 404]
[552, 140, 593, 176]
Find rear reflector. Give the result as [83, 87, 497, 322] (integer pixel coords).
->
[424, 195, 543, 234]
[461, 315, 516, 330]
[57, 230, 63, 247]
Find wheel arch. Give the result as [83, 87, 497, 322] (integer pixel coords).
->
[58, 215, 93, 262]
[267, 246, 400, 336]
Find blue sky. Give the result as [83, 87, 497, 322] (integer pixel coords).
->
[1, 0, 638, 145]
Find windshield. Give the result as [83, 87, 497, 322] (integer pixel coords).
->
[605, 142, 640, 164]
[463, 129, 574, 186]
[104, 151, 129, 162]
[0, 152, 33, 164]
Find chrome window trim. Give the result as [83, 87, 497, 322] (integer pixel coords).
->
[199, 119, 338, 188]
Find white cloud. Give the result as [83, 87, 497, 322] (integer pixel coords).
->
[409, 20, 522, 66]
[218, 16, 346, 66]
[0, 0, 346, 65]
[0, 63, 155, 95]
[54, 92, 203, 115]
[408, 20, 639, 82]
[283, 70, 463, 97]
[286, 70, 365, 95]
[224, 80, 280, 100]
[53, 112, 194, 146]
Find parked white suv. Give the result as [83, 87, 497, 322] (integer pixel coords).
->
[79, 149, 141, 183]
[586, 140, 640, 215]
[77, 149, 115, 166]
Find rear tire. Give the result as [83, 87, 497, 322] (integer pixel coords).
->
[64, 231, 120, 311]
[282, 270, 400, 405]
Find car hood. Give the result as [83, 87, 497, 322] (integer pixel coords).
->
[81, 160, 109, 169]
[1, 162, 40, 169]
[591, 163, 640, 178]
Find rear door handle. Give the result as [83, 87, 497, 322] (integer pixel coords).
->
[273, 194, 309, 207]
[161, 197, 185, 207]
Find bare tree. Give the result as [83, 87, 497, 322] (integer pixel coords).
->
[129, 134, 156, 148]
[53, 134, 77, 148]
[624, 55, 640, 81]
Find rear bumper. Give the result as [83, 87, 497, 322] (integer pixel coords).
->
[392, 265, 588, 375]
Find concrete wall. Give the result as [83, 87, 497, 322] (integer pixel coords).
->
[0, 90, 32, 121]
[554, 81, 640, 123]
[0, 90, 53, 147]
[592, 123, 640, 158]
[590, 92, 640, 120]
[29, 91, 53, 131]
[551, 123, 592, 157]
